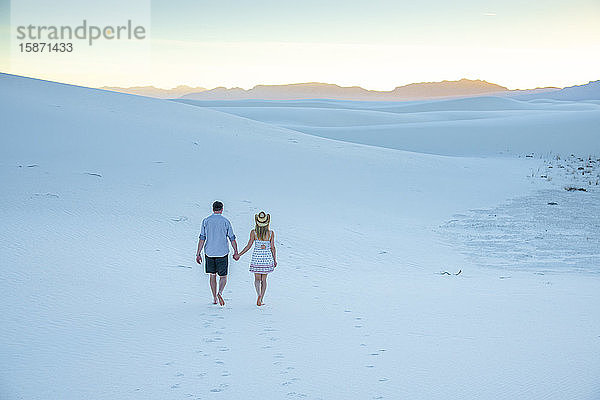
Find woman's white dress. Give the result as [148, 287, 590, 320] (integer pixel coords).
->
[249, 232, 275, 274]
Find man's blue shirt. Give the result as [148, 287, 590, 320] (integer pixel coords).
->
[199, 213, 236, 257]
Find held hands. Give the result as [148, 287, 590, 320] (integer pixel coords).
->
[196, 254, 202, 264]
[233, 252, 240, 261]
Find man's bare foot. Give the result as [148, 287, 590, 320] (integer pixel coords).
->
[213, 297, 218, 305]
[257, 296, 262, 306]
[217, 293, 225, 306]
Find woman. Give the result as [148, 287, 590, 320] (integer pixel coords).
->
[236, 211, 277, 306]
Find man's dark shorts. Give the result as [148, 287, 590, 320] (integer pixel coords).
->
[205, 255, 228, 276]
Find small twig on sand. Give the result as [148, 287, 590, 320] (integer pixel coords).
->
[441, 269, 462, 276]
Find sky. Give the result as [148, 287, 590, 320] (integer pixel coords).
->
[0, 0, 599, 90]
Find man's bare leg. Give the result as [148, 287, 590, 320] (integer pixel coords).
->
[217, 275, 227, 306]
[209, 273, 218, 304]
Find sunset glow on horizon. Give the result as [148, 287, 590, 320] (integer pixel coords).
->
[1, 0, 599, 90]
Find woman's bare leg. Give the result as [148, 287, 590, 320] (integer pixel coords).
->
[259, 274, 268, 303]
[254, 273, 261, 296]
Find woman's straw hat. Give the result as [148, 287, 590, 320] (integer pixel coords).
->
[255, 211, 270, 227]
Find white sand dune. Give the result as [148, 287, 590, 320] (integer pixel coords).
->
[1, 73, 599, 400]
[177, 97, 600, 156]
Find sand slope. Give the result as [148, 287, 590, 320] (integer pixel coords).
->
[1, 73, 599, 400]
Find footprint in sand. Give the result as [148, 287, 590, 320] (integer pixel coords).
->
[165, 264, 192, 269]
[210, 383, 229, 393]
[286, 392, 307, 398]
[369, 348, 386, 357]
[32, 193, 59, 198]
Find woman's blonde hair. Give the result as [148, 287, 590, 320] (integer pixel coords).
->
[255, 223, 270, 241]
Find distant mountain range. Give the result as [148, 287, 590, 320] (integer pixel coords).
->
[508, 80, 600, 101]
[99, 79, 600, 101]
[180, 79, 510, 101]
[100, 85, 207, 99]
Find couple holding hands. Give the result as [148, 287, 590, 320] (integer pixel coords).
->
[196, 201, 276, 307]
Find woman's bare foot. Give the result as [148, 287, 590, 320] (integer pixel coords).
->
[256, 295, 262, 306]
[213, 297, 218, 305]
[217, 293, 225, 306]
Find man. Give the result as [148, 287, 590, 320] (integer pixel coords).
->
[196, 201, 238, 306]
